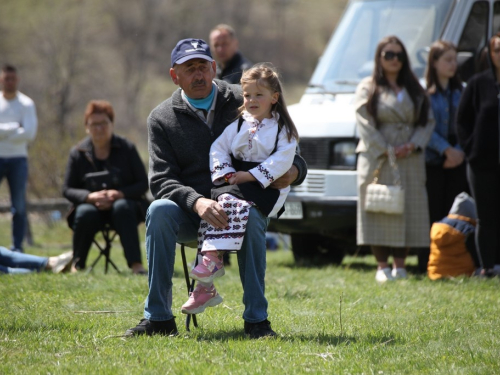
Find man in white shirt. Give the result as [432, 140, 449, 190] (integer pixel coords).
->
[0, 65, 38, 252]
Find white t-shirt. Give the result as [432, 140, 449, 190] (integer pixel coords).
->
[0, 91, 38, 158]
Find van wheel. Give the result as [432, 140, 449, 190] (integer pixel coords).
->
[291, 234, 345, 266]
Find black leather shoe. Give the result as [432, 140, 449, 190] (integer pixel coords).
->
[244, 319, 277, 339]
[125, 318, 178, 337]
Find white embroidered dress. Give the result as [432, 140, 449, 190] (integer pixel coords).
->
[198, 111, 297, 252]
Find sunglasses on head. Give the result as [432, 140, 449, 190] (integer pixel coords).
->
[382, 51, 405, 62]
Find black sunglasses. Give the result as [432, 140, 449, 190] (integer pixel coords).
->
[382, 51, 405, 62]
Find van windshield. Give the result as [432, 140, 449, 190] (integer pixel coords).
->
[309, 0, 455, 93]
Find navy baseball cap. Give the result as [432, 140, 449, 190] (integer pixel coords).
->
[171, 38, 213, 67]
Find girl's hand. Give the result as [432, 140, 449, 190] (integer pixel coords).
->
[228, 171, 256, 185]
[443, 147, 464, 168]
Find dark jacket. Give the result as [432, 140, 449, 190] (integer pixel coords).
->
[63, 135, 148, 205]
[147, 79, 307, 213]
[216, 52, 253, 84]
[456, 69, 500, 169]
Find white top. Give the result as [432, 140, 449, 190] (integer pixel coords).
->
[0, 91, 38, 158]
[210, 111, 297, 217]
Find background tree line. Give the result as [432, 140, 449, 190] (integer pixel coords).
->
[0, 0, 347, 199]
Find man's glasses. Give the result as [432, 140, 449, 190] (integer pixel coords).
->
[382, 51, 405, 62]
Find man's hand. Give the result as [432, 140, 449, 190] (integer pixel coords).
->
[86, 190, 113, 211]
[443, 147, 464, 169]
[193, 197, 229, 229]
[228, 171, 255, 185]
[270, 165, 298, 189]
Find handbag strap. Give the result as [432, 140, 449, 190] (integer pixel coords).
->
[371, 146, 401, 186]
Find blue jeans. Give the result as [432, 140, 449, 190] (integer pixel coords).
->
[144, 199, 269, 323]
[0, 157, 28, 251]
[0, 246, 47, 274]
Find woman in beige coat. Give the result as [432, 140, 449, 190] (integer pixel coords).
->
[355, 36, 435, 283]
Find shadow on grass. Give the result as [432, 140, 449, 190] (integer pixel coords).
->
[281, 333, 357, 345]
[341, 261, 427, 278]
[184, 328, 397, 347]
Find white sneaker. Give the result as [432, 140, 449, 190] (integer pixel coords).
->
[48, 251, 73, 273]
[391, 268, 408, 279]
[375, 267, 394, 284]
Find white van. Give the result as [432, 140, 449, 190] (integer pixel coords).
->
[270, 0, 499, 264]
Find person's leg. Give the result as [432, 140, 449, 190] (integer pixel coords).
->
[6, 157, 28, 252]
[392, 247, 408, 268]
[0, 265, 34, 274]
[144, 199, 199, 322]
[444, 163, 469, 211]
[110, 199, 143, 270]
[372, 245, 394, 283]
[0, 246, 48, 271]
[467, 165, 499, 271]
[371, 246, 390, 269]
[420, 165, 445, 273]
[72, 203, 103, 269]
[126, 200, 200, 336]
[392, 247, 409, 279]
[425, 164, 447, 225]
[236, 207, 269, 324]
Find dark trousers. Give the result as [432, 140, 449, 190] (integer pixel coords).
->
[426, 162, 469, 225]
[467, 164, 500, 269]
[72, 199, 142, 269]
[417, 162, 470, 273]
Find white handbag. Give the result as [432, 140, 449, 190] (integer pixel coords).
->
[364, 147, 404, 215]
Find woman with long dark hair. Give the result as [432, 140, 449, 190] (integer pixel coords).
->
[355, 35, 435, 283]
[421, 40, 469, 272]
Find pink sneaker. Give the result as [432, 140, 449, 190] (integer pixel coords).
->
[181, 284, 223, 315]
[189, 251, 225, 283]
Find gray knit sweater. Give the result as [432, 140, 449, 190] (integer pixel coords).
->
[147, 79, 307, 212]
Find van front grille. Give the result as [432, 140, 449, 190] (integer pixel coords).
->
[292, 173, 325, 194]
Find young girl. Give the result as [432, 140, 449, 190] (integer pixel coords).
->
[182, 63, 298, 314]
[422, 40, 468, 272]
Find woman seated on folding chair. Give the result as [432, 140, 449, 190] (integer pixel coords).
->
[63, 100, 148, 275]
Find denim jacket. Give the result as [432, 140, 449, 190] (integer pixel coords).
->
[425, 88, 462, 165]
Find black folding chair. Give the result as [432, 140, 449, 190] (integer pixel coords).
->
[179, 242, 199, 331]
[87, 225, 121, 274]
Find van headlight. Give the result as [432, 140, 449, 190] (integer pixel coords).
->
[330, 140, 357, 169]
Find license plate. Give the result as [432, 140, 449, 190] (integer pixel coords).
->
[280, 201, 303, 219]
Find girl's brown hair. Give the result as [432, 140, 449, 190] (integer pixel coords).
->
[425, 40, 462, 94]
[239, 63, 299, 142]
[367, 35, 429, 127]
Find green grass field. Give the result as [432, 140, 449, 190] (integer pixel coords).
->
[1, 214, 499, 374]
